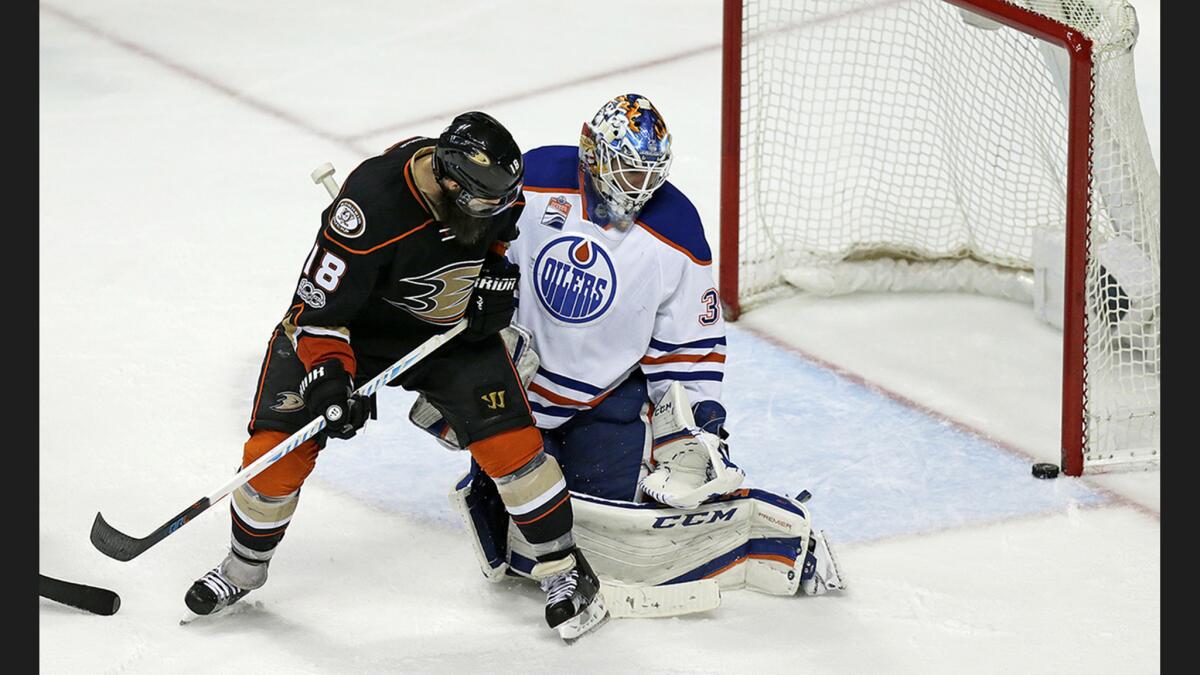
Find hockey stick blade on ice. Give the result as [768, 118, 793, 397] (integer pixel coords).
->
[39, 574, 121, 616]
[90, 320, 468, 561]
[91, 498, 213, 562]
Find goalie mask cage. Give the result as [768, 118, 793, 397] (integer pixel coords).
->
[719, 0, 1160, 476]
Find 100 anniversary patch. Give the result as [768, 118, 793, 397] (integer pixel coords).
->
[330, 198, 366, 238]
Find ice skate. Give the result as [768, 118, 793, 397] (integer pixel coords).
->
[183, 551, 268, 622]
[800, 530, 846, 596]
[531, 548, 609, 643]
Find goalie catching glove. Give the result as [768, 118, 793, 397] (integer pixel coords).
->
[639, 382, 745, 509]
[299, 359, 376, 440]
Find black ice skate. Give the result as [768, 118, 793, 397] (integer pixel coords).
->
[183, 551, 267, 621]
[532, 548, 609, 643]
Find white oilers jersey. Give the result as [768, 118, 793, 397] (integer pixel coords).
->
[508, 145, 726, 429]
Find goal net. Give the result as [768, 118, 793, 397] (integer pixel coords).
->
[719, 0, 1159, 475]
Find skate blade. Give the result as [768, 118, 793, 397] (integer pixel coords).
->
[557, 595, 610, 644]
[179, 598, 256, 625]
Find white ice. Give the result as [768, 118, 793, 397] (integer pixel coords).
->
[40, 1, 1161, 672]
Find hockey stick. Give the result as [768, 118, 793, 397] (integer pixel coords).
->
[39, 574, 121, 616]
[91, 320, 466, 561]
[600, 578, 721, 619]
[91, 161, 467, 561]
[310, 162, 340, 198]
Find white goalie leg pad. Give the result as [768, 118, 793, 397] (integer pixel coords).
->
[639, 382, 745, 509]
[412, 324, 540, 450]
[447, 472, 509, 582]
[504, 489, 812, 596]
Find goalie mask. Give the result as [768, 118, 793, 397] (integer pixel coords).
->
[579, 94, 673, 229]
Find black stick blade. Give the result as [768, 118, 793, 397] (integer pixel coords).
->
[90, 498, 213, 562]
[90, 512, 149, 562]
[39, 574, 121, 616]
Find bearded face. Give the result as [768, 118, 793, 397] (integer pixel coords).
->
[437, 183, 492, 246]
[442, 203, 489, 246]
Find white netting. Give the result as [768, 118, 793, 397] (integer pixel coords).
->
[736, 0, 1159, 471]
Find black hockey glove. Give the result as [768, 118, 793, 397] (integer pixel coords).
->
[299, 359, 377, 440]
[462, 259, 520, 342]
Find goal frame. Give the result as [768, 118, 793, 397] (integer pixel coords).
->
[718, 0, 1096, 476]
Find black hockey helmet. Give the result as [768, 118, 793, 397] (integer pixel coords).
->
[432, 111, 523, 217]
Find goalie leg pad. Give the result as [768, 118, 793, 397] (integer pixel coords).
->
[559, 488, 812, 595]
[460, 483, 819, 597]
[447, 465, 510, 581]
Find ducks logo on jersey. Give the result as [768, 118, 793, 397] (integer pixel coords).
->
[385, 259, 483, 325]
[532, 234, 617, 324]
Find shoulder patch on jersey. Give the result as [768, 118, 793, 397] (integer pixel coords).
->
[296, 277, 327, 308]
[522, 145, 582, 192]
[540, 195, 572, 229]
[636, 182, 712, 264]
[330, 198, 366, 238]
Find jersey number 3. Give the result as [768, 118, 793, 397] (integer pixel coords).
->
[698, 288, 720, 326]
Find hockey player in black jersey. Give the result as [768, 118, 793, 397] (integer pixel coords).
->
[185, 112, 608, 641]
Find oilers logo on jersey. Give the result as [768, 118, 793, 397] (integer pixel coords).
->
[532, 234, 617, 324]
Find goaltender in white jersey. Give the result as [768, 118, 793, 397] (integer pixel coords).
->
[512, 147, 725, 434]
[413, 94, 845, 604]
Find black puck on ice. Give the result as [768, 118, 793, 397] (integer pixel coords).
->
[1031, 462, 1060, 479]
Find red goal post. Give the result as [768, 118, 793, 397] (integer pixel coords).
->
[719, 0, 1160, 476]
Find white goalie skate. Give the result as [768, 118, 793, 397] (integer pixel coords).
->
[800, 530, 846, 596]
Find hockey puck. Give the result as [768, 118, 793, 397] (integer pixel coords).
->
[1031, 462, 1060, 479]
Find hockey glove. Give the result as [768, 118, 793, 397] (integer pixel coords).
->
[299, 359, 376, 440]
[462, 260, 520, 342]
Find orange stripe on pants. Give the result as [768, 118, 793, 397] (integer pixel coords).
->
[468, 425, 543, 478]
[242, 429, 320, 497]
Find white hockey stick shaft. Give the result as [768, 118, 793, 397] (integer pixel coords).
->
[206, 162, 463, 504]
[90, 162, 466, 561]
[91, 319, 468, 561]
[204, 321, 466, 505]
